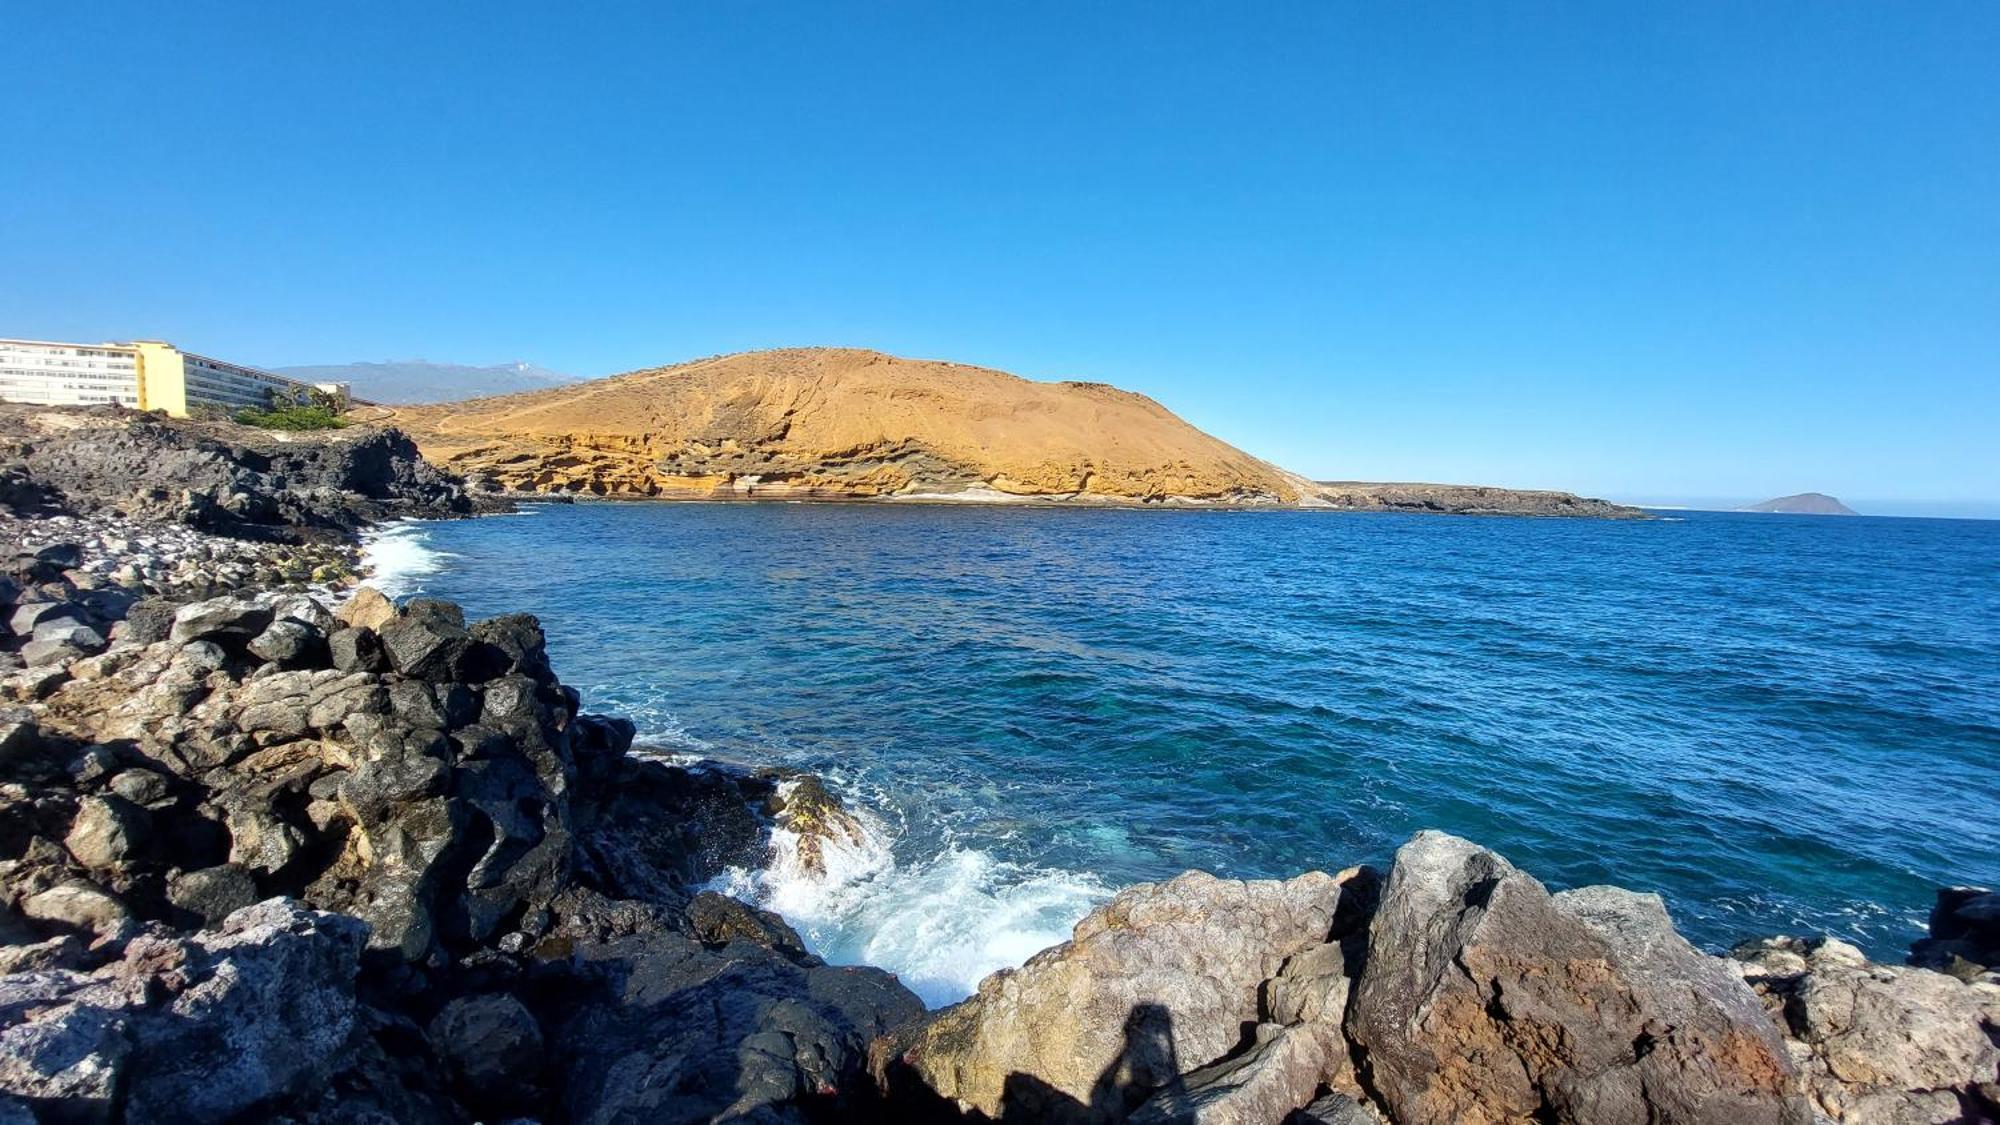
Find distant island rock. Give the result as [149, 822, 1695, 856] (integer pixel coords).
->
[374, 346, 1642, 515]
[1315, 480, 1641, 518]
[274, 359, 578, 404]
[1741, 492, 1859, 516]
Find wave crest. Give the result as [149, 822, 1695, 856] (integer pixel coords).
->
[712, 778, 1109, 1007]
[358, 520, 453, 598]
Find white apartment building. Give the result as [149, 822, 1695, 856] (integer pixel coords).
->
[0, 338, 350, 416]
[0, 340, 143, 407]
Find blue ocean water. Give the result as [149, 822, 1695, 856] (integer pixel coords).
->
[367, 503, 2000, 1005]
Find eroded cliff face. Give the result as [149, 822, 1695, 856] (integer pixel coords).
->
[381, 348, 1313, 505]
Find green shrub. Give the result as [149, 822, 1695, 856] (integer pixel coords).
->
[232, 404, 351, 431]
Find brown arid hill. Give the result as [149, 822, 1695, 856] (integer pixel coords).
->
[374, 347, 1641, 515]
[378, 348, 1309, 504]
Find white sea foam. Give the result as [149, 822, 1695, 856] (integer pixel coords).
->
[358, 520, 454, 598]
[711, 779, 1110, 1007]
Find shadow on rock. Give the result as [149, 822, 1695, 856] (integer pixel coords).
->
[871, 1002, 1190, 1125]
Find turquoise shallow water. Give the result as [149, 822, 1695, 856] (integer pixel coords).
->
[368, 503, 2000, 1005]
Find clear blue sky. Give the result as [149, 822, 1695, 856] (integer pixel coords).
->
[5, 4, 1996, 514]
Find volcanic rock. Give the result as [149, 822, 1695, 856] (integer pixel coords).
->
[1345, 832, 1808, 1124]
[427, 991, 545, 1111]
[878, 866, 1378, 1119]
[1734, 935, 2000, 1122]
[0, 899, 366, 1121]
[1910, 885, 2000, 981]
[0, 403, 473, 542]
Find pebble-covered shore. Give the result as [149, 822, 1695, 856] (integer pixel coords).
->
[0, 513, 357, 677]
[0, 513, 356, 596]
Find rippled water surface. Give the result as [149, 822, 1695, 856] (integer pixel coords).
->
[370, 503, 2000, 1004]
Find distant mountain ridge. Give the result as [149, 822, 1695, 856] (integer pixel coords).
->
[1741, 492, 1858, 515]
[274, 359, 579, 404]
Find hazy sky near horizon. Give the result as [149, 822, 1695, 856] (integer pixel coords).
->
[5, 4, 1996, 514]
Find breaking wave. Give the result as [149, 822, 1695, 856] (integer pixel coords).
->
[358, 520, 454, 598]
[711, 778, 1110, 1008]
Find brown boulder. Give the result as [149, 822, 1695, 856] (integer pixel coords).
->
[335, 586, 396, 631]
[1346, 832, 1808, 1125]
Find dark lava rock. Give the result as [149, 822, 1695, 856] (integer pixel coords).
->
[168, 864, 262, 929]
[1910, 885, 2000, 979]
[0, 404, 476, 543]
[546, 903, 922, 1125]
[427, 992, 545, 1113]
[328, 625, 389, 673]
[247, 617, 328, 669]
[119, 596, 182, 646]
[168, 597, 274, 646]
[378, 607, 475, 682]
[686, 889, 811, 960]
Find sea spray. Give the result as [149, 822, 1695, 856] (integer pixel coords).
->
[357, 520, 454, 598]
[712, 778, 1109, 1007]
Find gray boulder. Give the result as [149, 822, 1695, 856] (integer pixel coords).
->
[247, 617, 327, 668]
[20, 881, 131, 941]
[273, 594, 336, 633]
[1346, 832, 1808, 1125]
[0, 972, 130, 1113]
[62, 794, 150, 870]
[30, 620, 104, 652]
[122, 900, 368, 1123]
[1734, 935, 2000, 1123]
[7, 602, 80, 638]
[168, 597, 273, 646]
[878, 867, 1377, 1119]
[427, 992, 544, 1111]
[0, 899, 366, 1122]
[19, 638, 90, 668]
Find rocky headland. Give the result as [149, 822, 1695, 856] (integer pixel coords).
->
[0, 403, 476, 544]
[376, 347, 1643, 517]
[0, 403, 1991, 1123]
[1311, 481, 1643, 519]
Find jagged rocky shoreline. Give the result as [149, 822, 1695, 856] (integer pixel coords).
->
[0, 407, 1992, 1123]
